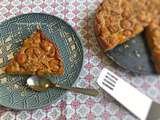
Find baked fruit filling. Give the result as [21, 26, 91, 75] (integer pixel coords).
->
[5, 29, 64, 76]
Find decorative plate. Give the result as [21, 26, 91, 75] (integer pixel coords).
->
[0, 13, 83, 110]
[106, 34, 154, 75]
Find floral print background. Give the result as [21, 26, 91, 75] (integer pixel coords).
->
[1, 0, 160, 120]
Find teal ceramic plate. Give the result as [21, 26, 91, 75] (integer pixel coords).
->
[0, 13, 83, 110]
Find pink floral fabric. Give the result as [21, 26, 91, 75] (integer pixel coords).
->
[1, 0, 160, 120]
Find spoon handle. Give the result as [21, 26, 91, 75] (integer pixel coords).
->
[53, 84, 99, 96]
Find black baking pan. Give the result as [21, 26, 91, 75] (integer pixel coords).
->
[105, 33, 155, 75]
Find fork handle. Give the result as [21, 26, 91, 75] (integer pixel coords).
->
[52, 84, 99, 96]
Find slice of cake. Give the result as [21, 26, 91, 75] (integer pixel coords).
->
[5, 29, 64, 76]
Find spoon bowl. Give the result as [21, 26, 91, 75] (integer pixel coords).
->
[27, 76, 56, 91]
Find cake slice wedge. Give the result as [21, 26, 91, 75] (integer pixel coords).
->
[5, 29, 64, 76]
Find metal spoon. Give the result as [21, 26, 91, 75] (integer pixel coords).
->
[27, 76, 99, 96]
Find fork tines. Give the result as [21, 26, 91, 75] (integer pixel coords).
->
[99, 69, 118, 90]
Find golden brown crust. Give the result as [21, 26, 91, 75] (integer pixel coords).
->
[145, 17, 160, 73]
[95, 0, 151, 51]
[144, 0, 160, 73]
[5, 29, 64, 76]
[146, 0, 160, 17]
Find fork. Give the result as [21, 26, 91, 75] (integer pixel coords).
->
[97, 68, 160, 120]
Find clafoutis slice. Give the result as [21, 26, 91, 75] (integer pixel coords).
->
[5, 29, 64, 76]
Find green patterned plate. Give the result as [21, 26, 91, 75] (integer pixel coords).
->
[0, 13, 83, 110]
